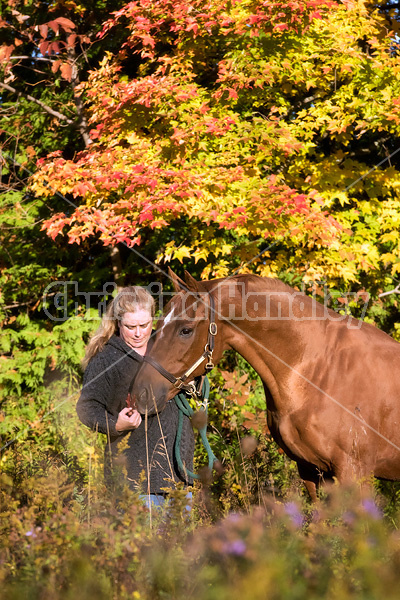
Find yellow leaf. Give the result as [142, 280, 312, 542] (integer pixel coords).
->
[173, 246, 192, 262]
[193, 248, 209, 263]
[380, 231, 399, 244]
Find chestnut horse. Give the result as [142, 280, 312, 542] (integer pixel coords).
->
[132, 270, 400, 500]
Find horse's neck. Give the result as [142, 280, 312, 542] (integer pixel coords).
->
[216, 280, 306, 360]
[222, 315, 307, 415]
[216, 281, 312, 408]
[226, 315, 302, 370]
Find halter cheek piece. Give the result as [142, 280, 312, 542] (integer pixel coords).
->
[142, 293, 217, 397]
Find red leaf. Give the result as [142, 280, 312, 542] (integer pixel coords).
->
[141, 34, 155, 48]
[72, 182, 88, 197]
[274, 23, 289, 31]
[185, 21, 198, 35]
[39, 41, 49, 56]
[48, 20, 60, 34]
[53, 17, 76, 32]
[39, 24, 48, 38]
[67, 34, 77, 47]
[49, 42, 61, 55]
[150, 219, 168, 229]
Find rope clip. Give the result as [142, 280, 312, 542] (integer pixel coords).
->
[205, 348, 214, 371]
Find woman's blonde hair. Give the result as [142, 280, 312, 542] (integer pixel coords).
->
[82, 286, 155, 369]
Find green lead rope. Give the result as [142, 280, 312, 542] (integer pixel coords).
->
[174, 376, 218, 480]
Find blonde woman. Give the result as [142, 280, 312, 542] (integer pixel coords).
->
[77, 286, 195, 508]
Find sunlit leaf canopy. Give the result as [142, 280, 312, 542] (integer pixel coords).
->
[25, 0, 399, 286]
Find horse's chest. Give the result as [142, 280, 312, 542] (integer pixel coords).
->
[266, 411, 297, 455]
[266, 409, 329, 466]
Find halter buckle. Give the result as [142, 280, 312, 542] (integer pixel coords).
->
[209, 322, 217, 336]
[173, 377, 186, 390]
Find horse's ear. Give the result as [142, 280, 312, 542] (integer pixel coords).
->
[184, 270, 207, 293]
[168, 268, 187, 292]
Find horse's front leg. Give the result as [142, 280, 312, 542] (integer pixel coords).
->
[297, 461, 326, 502]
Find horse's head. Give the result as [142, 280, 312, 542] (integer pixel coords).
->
[132, 270, 222, 415]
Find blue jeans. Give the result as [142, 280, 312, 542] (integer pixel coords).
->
[140, 492, 192, 512]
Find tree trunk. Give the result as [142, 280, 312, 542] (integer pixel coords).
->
[110, 245, 124, 289]
[68, 48, 92, 148]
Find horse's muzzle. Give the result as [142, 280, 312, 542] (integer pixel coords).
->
[136, 387, 151, 414]
[135, 385, 168, 416]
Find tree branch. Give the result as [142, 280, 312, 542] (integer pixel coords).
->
[10, 56, 54, 62]
[67, 48, 92, 147]
[0, 81, 74, 124]
[379, 285, 400, 298]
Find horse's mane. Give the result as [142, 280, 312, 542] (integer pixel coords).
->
[217, 274, 297, 295]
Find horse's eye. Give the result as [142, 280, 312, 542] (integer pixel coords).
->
[179, 327, 193, 337]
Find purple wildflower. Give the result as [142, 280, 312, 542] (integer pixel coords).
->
[284, 502, 304, 528]
[226, 512, 241, 524]
[222, 539, 247, 556]
[25, 530, 37, 538]
[362, 498, 382, 520]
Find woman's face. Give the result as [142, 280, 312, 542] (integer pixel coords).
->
[119, 308, 153, 354]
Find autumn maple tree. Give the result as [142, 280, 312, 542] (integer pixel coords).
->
[26, 0, 337, 279]
[24, 0, 400, 318]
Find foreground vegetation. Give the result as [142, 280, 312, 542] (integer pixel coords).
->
[1, 371, 400, 600]
[2, 450, 400, 600]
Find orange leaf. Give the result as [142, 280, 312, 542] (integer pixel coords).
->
[236, 396, 247, 406]
[51, 59, 61, 73]
[60, 62, 73, 82]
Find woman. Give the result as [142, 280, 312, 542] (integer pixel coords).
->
[76, 286, 195, 508]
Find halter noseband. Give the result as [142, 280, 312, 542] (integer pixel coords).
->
[142, 292, 217, 396]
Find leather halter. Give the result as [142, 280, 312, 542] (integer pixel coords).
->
[142, 293, 217, 396]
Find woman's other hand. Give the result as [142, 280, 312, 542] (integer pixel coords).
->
[116, 407, 142, 432]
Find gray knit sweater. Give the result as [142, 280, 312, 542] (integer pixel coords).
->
[76, 334, 194, 494]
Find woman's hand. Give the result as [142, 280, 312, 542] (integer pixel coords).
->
[115, 407, 142, 432]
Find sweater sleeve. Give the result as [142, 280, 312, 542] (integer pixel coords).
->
[76, 354, 122, 438]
